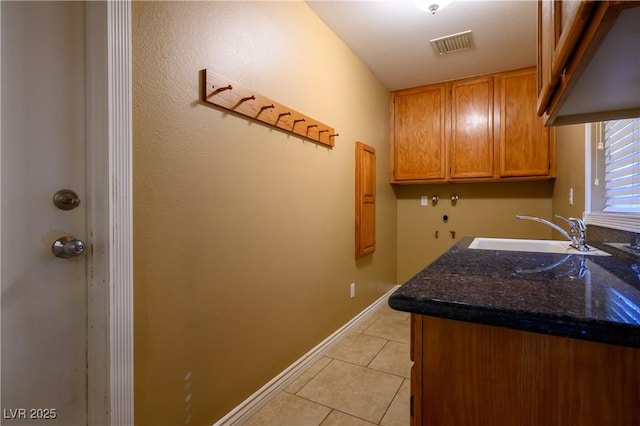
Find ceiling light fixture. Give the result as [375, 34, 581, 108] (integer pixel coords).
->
[414, 0, 453, 14]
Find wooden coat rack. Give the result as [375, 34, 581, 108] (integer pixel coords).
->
[202, 69, 338, 147]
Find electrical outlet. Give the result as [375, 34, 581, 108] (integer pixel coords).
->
[569, 187, 574, 206]
[420, 196, 428, 206]
[350, 282, 356, 298]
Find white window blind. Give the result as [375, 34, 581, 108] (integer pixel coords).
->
[603, 118, 640, 213]
[585, 118, 640, 233]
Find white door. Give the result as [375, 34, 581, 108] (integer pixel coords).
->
[2, 2, 88, 425]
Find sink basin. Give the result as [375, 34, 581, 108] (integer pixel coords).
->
[469, 237, 610, 256]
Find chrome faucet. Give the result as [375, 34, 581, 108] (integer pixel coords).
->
[516, 214, 591, 252]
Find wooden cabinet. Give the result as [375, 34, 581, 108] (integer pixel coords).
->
[390, 85, 447, 182]
[410, 314, 640, 426]
[537, 0, 594, 111]
[449, 76, 494, 180]
[355, 142, 376, 258]
[390, 67, 554, 184]
[537, 1, 640, 125]
[497, 68, 555, 177]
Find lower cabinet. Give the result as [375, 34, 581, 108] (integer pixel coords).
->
[410, 314, 640, 425]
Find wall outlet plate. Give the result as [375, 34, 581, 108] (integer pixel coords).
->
[420, 196, 428, 206]
[569, 187, 574, 206]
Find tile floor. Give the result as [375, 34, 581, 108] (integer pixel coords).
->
[242, 300, 411, 426]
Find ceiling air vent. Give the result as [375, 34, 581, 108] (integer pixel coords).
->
[430, 30, 473, 56]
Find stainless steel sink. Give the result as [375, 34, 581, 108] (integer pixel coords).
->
[468, 237, 610, 256]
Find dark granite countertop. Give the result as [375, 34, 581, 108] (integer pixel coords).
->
[389, 237, 640, 348]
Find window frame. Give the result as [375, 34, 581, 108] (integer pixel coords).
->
[584, 121, 640, 233]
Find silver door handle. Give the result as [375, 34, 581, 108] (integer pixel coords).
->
[52, 236, 85, 258]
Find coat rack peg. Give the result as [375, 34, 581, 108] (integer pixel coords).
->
[203, 70, 337, 148]
[207, 84, 233, 98]
[276, 111, 291, 124]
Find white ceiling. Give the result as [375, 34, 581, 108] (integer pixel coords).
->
[306, 0, 538, 91]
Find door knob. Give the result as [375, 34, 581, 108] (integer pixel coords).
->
[52, 236, 86, 258]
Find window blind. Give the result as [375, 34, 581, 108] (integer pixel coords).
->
[603, 118, 640, 213]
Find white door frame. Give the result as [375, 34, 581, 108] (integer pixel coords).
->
[85, 1, 134, 425]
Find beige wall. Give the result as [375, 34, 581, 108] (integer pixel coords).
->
[552, 124, 586, 237]
[395, 181, 554, 283]
[131, 1, 590, 423]
[132, 2, 396, 424]
[395, 123, 588, 284]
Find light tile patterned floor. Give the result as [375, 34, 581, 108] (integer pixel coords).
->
[242, 300, 411, 426]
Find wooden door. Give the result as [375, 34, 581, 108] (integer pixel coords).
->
[355, 142, 376, 258]
[497, 68, 553, 177]
[449, 76, 494, 179]
[391, 85, 447, 182]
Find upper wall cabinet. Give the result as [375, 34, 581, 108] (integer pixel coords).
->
[390, 85, 447, 182]
[449, 76, 494, 180]
[497, 68, 555, 178]
[537, 1, 640, 126]
[390, 67, 555, 184]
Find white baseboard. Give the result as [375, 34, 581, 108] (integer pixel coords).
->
[213, 285, 400, 426]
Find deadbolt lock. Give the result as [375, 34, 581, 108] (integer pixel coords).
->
[53, 189, 80, 210]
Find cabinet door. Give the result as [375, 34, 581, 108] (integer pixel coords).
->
[537, 0, 597, 117]
[537, 1, 640, 125]
[391, 85, 447, 182]
[552, 0, 595, 80]
[355, 142, 376, 258]
[537, 0, 555, 115]
[417, 315, 640, 425]
[410, 314, 424, 426]
[449, 76, 494, 179]
[498, 68, 553, 177]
